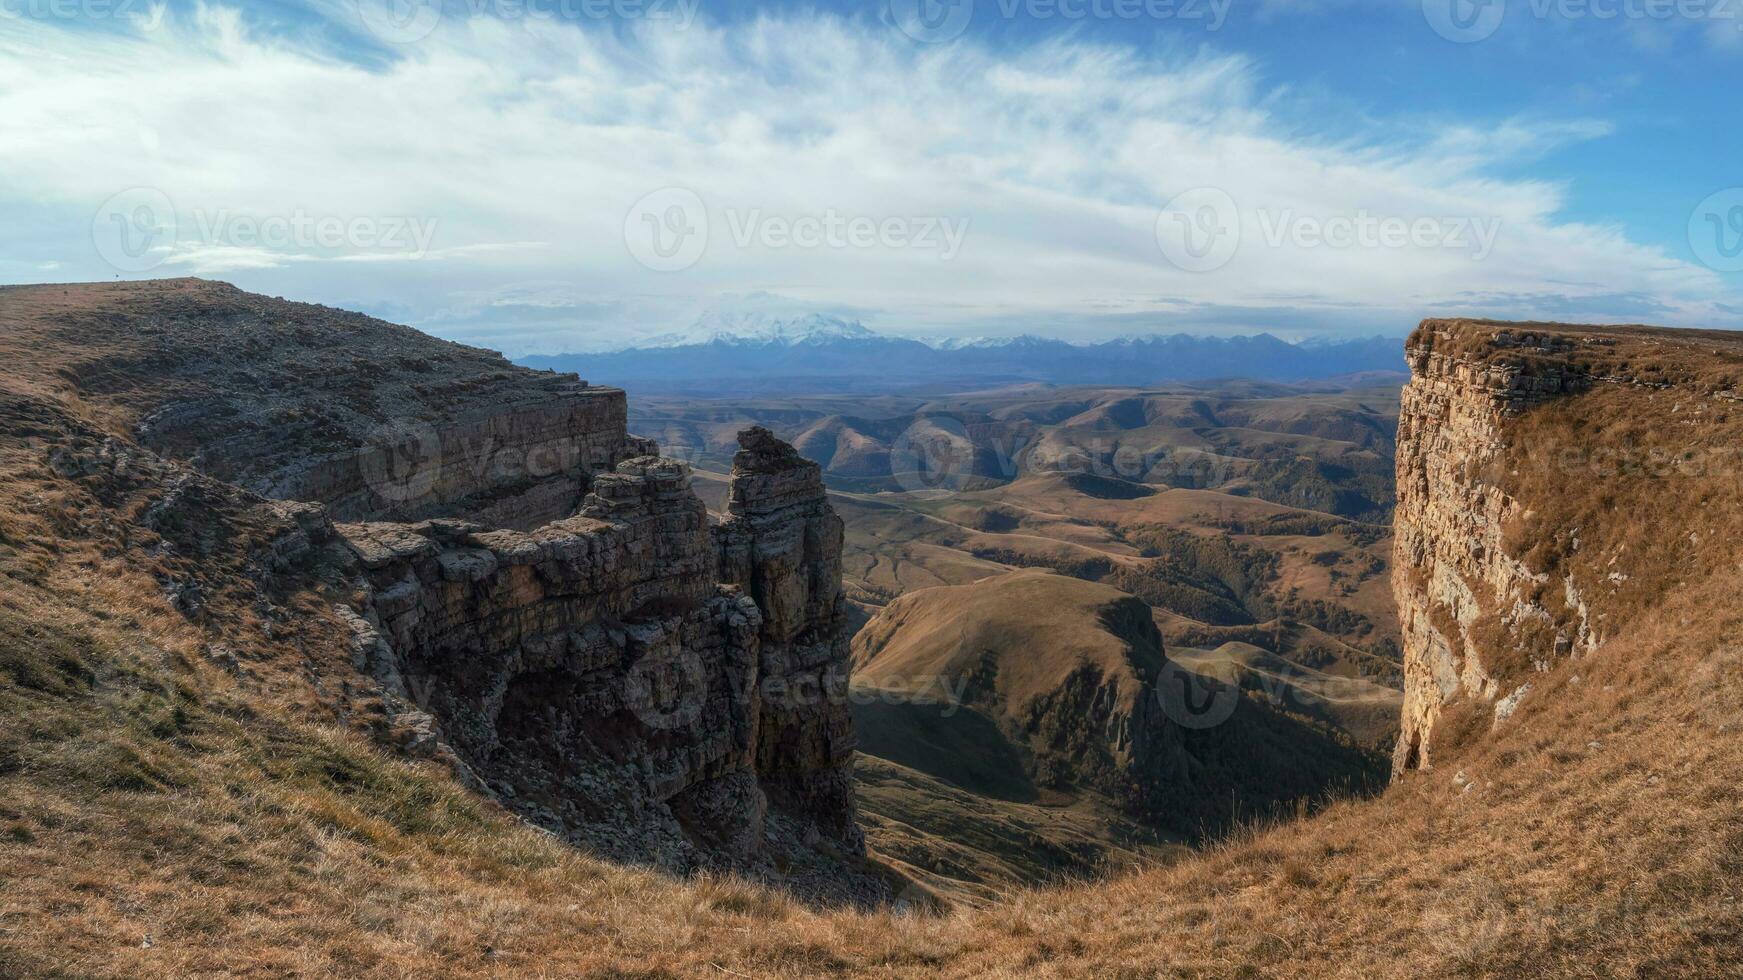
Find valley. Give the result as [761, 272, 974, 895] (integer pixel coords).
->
[4, 282, 1741, 975]
[648, 380, 1406, 895]
[10, 0, 1742, 971]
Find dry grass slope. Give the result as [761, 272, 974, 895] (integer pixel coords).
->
[1, 301, 1740, 975]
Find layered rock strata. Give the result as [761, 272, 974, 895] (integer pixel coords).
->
[340, 429, 862, 870]
[247, 382, 655, 528]
[2, 282, 864, 882]
[1392, 320, 1660, 775]
[714, 429, 860, 846]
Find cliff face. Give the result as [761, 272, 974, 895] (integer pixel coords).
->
[1391, 325, 1592, 773]
[0, 281, 867, 894]
[253, 382, 652, 529]
[1390, 318, 1743, 775]
[339, 430, 862, 875]
[1, 279, 653, 529]
[715, 428, 859, 844]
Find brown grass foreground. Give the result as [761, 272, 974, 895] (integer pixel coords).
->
[4, 329, 1743, 976]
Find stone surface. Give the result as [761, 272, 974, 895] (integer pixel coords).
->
[1, 280, 872, 896]
[339, 436, 865, 878]
[715, 427, 860, 847]
[1391, 320, 1607, 775]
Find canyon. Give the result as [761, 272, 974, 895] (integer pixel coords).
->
[636, 378, 1406, 890]
[3, 281, 1742, 975]
[0, 279, 1380, 900]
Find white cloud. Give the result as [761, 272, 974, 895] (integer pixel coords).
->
[0, 4, 1735, 354]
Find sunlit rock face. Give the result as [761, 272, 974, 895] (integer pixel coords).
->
[1391, 321, 1596, 776]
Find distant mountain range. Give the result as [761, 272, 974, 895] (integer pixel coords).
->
[629, 311, 879, 348]
[517, 312, 1408, 394]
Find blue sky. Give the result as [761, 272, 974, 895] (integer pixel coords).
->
[2, 0, 1740, 353]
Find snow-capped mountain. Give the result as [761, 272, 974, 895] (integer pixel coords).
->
[518, 315, 1408, 394]
[640, 310, 879, 348]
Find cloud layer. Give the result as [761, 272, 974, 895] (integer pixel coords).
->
[0, 3, 1736, 352]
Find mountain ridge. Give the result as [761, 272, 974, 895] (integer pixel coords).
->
[520, 320, 1408, 393]
[5, 284, 1741, 974]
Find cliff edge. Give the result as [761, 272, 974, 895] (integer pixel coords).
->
[6, 297, 1743, 973]
[0, 280, 874, 901]
[1393, 317, 1743, 775]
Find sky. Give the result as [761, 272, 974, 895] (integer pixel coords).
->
[2, 0, 1741, 354]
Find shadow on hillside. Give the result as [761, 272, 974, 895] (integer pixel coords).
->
[848, 667, 1388, 851]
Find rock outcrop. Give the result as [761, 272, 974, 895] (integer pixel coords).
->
[256, 382, 653, 529]
[714, 428, 859, 846]
[1390, 318, 1743, 775]
[1391, 323, 1593, 773]
[0, 280, 868, 894]
[338, 430, 863, 874]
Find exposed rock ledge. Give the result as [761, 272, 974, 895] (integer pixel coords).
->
[338, 428, 864, 886]
[1, 281, 872, 898]
[1390, 318, 1743, 776]
[1392, 322, 1591, 774]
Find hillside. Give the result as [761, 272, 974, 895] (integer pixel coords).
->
[850, 571, 1380, 890]
[0, 279, 885, 905]
[636, 384, 1407, 757]
[3, 292, 1742, 975]
[0, 280, 652, 529]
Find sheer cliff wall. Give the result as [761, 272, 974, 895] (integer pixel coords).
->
[1392, 318, 1743, 775]
[340, 431, 862, 875]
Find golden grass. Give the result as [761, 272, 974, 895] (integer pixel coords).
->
[4, 327, 1743, 976]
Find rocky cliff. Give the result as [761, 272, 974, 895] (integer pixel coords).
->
[714, 428, 859, 844]
[1391, 318, 1743, 774]
[1, 279, 653, 528]
[11, 294, 1743, 973]
[338, 429, 863, 881]
[0, 280, 870, 897]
